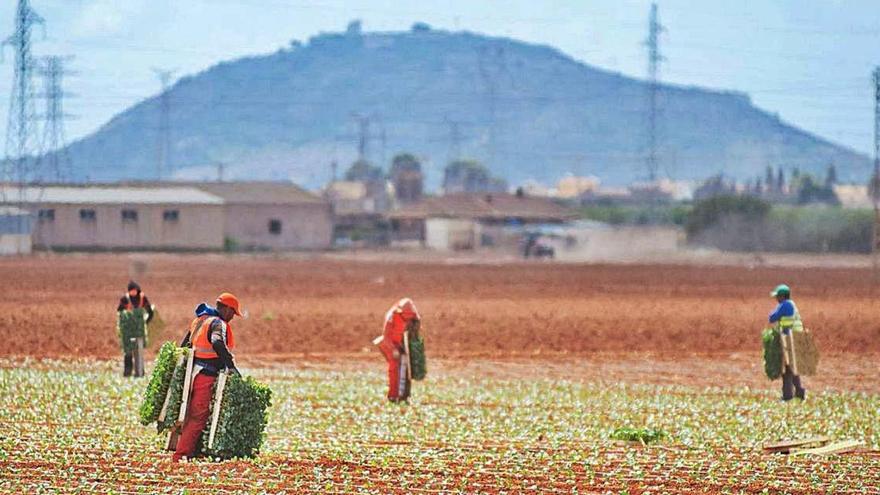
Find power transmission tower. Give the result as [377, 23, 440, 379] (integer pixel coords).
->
[871, 67, 880, 278]
[3, 0, 45, 187]
[644, 2, 665, 182]
[152, 68, 176, 180]
[443, 118, 470, 164]
[476, 45, 514, 170]
[39, 55, 75, 182]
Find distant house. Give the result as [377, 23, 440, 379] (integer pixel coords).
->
[0, 206, 32, 255]
[389, 192, 574, 250]
[0, 185, 225, 250]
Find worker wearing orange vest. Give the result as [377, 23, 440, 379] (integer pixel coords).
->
[116, 281, 154, 377]
[377, 298, 420, 402]
[172, 292, 243, 462]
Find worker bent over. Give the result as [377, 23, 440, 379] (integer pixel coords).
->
[172, 292, 243, 462]
[117, 281, 154, 377]
[377, 298, 420, 403]
[768, 284, 806, 401]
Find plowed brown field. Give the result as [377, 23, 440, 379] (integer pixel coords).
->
[1, 253, 878, 360]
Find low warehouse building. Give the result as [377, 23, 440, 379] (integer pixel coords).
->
[193, 182, 333, 250]
[0, 185, 225, 250]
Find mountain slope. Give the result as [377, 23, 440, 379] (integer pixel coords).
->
[62, 23, 872, 189]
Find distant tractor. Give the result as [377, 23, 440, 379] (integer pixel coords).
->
[523, 232, 555, 259]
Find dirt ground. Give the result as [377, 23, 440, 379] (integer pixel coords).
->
[1, 253, 877, 390]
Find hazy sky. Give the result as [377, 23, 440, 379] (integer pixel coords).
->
[2, 0, 879, 158]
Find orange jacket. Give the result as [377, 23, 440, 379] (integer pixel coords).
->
[382, 298, 420, 349]
[189, 315, 235, 360]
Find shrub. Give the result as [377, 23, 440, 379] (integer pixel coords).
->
[139, 342, 184, 425]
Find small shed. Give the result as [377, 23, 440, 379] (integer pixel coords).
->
[0, 206, 33, 255]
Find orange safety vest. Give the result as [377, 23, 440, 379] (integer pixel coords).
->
[123, 293, 147, 310]
[189, 315, 235, 359]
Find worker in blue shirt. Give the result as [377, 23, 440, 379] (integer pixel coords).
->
[768, 284, 806, 401]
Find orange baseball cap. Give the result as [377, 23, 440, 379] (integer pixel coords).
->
[216, 292, 243, 316]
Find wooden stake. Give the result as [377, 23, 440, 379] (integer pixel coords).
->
[177, 349, 195, 424]
[207, 372, 228, 450]
[403, 331, 412, 381]
[134, 337, 145, 377]
[158, 354, 185, 423]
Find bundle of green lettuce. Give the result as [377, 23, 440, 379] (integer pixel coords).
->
[117, 308, 148, 352]
[762, 327, 783, 380]
[139, 342, 272, 459]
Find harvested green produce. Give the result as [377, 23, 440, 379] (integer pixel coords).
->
[762, 327, 783, 380]
[201, 374, 273, 459]
[138, 342, 184, 425]
[117, 308, 148, 352]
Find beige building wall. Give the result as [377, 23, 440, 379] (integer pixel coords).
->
[30, 203, 223, 250]
[223, 203, 332, 250]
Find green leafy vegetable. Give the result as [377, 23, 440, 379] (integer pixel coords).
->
[201, 374, 273, 459]
[762, 327, 783, 380]
[610, 427, 667, 444]
[138, 342, 184, 425]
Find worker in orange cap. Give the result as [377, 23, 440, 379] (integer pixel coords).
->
[375, 298, 420, 402]
[172, 292, 243, 462]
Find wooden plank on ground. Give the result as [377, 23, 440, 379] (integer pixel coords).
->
[792, 440, 863, 456]
[763, 436, 831, 453]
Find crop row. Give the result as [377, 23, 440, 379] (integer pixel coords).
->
[1, 363, 878, 493]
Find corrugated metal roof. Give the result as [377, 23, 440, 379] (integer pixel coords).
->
[0, 186, 224, 205]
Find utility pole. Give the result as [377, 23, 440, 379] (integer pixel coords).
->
[644, 2, 665, 182]
[215, 160, 226, 182]
[152, 68, 176, 180]
[39, 55, 75, 182]
[3, 0, 45, 187]
[871, 67, 880, 278]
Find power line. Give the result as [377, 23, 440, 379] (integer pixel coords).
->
[3, 0, 44, 186]
[152, 68, 176, 180]
[643, 2, 664, 182]
[39, 55, 75, 182]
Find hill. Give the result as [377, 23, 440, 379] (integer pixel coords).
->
[61, 22, 872, 189]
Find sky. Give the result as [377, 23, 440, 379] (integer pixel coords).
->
[1, 0, 879, 159]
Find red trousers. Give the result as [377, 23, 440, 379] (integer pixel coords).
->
[380, 343, 409, 401]
[172, 372, 216, 462]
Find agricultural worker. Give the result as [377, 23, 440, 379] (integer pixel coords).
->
[376, 298, 421, 403]
[172, 292, 243, 462]
[768, 284, 806, 401]
[116, 281, 154, 377]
